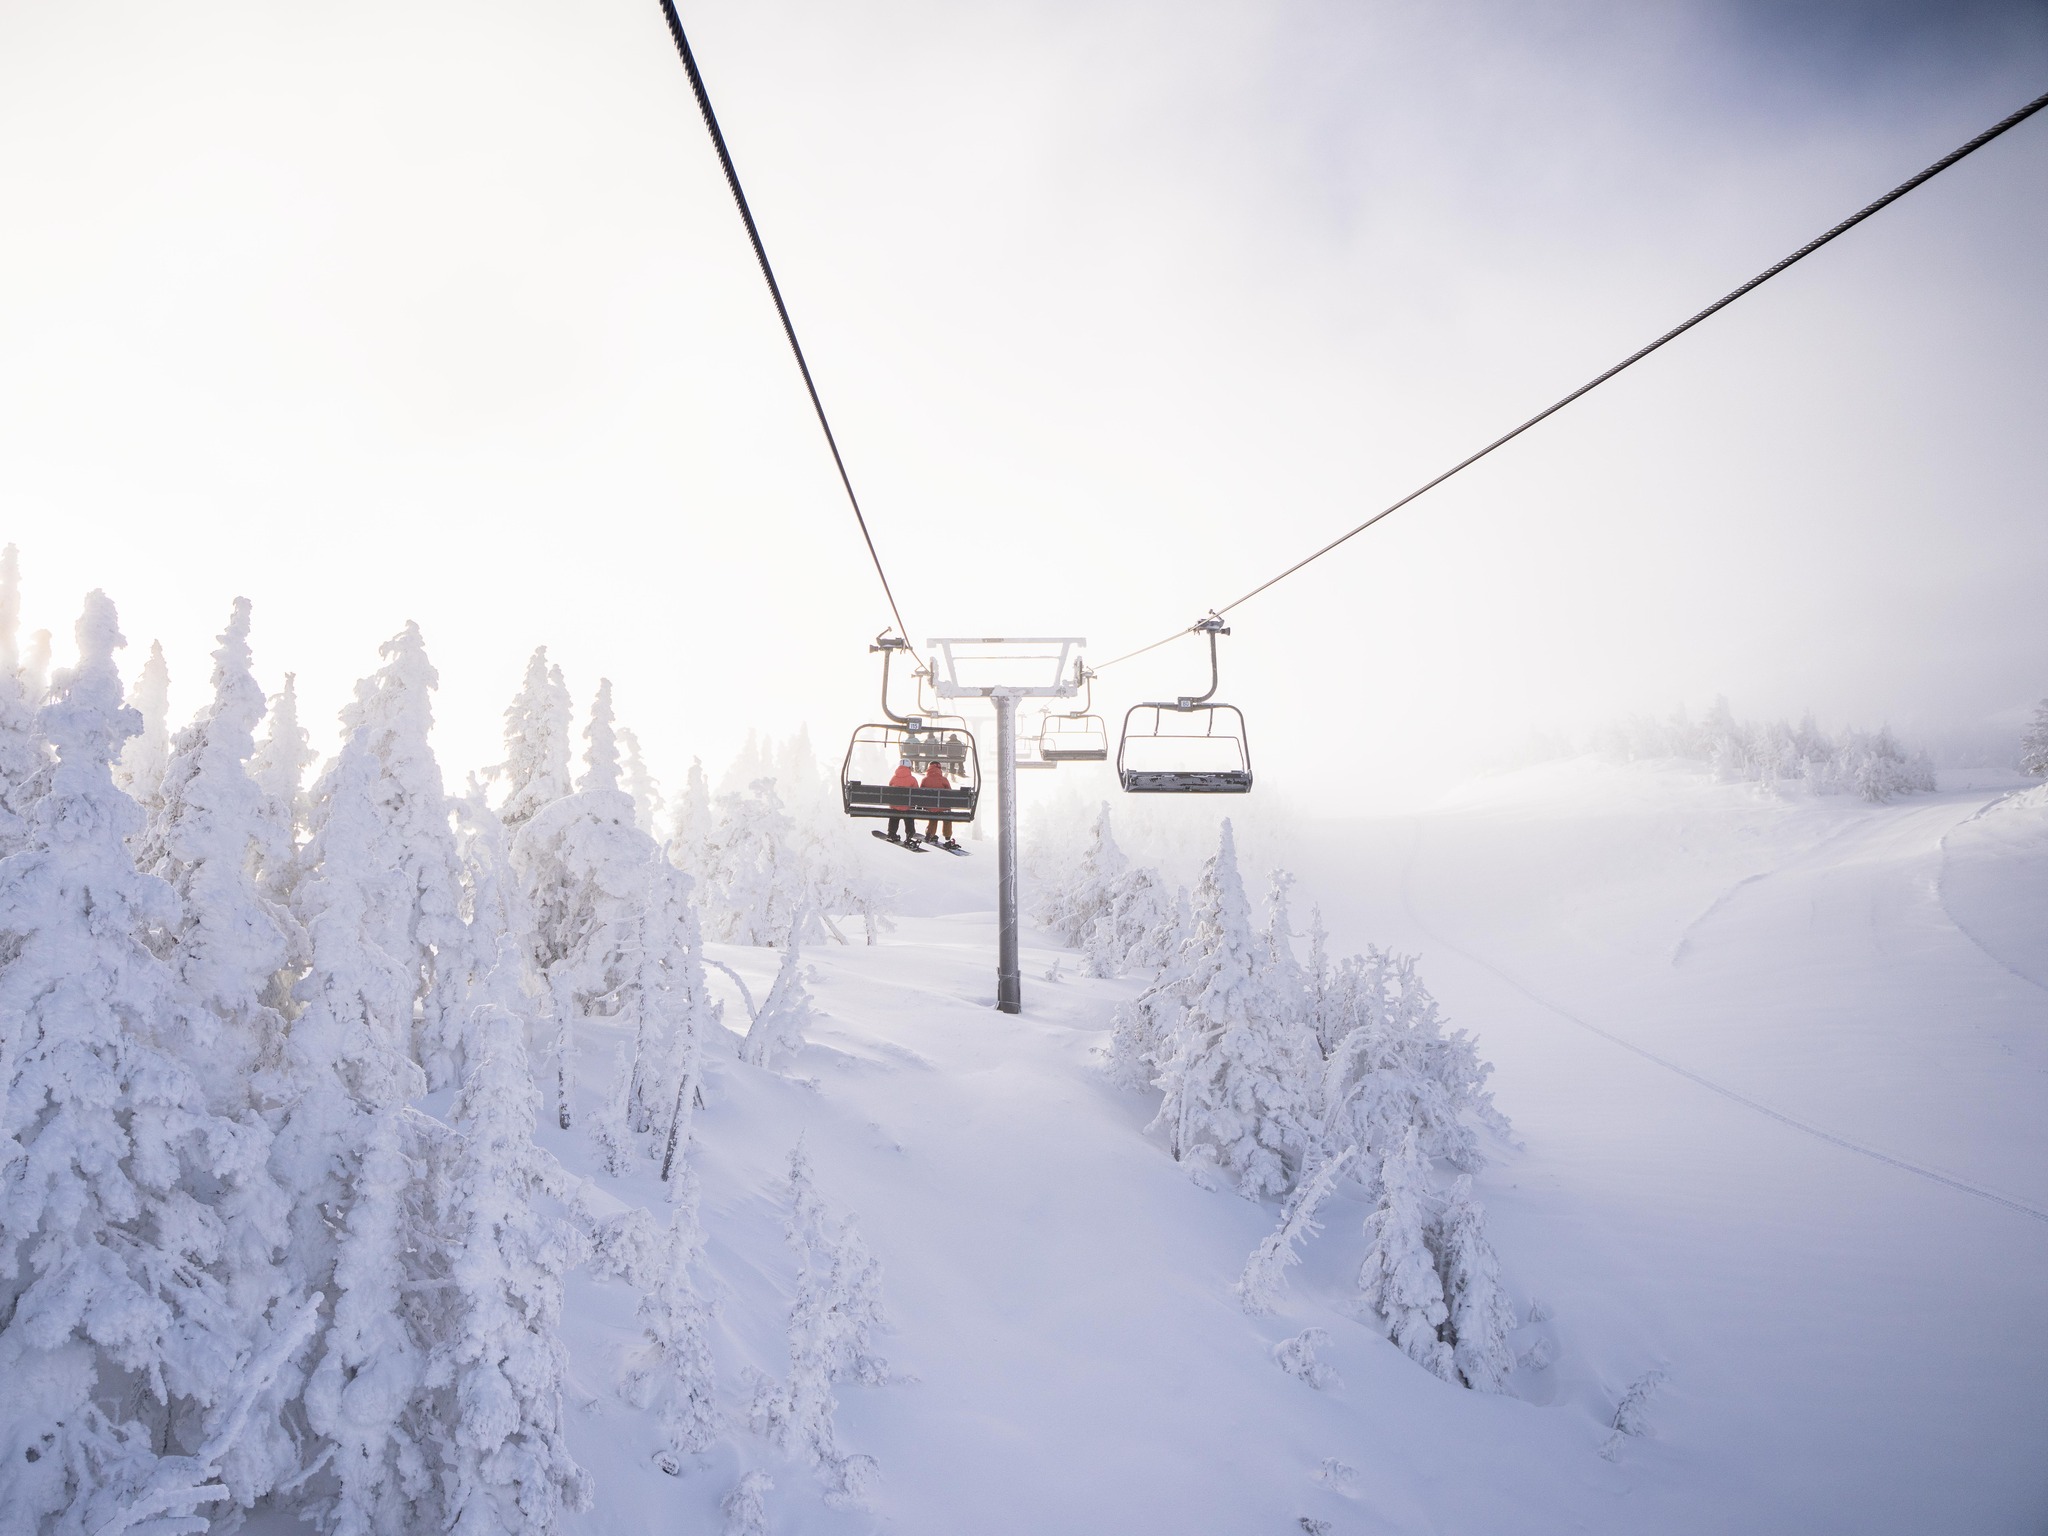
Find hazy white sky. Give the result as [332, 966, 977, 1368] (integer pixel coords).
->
[1, 0, 2042, 802]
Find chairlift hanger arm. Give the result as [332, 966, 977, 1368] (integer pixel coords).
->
[1092, 86, 2048, 673]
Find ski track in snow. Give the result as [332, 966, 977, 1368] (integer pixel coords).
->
[1399, 819, 2048, 1228]
[1936, 791, 2048, 997]
[1666, 813, 1873, 967]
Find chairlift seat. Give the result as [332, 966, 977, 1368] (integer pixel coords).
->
[1038, 712, 1110, 763]
[1120, 767, 1252, 793]
[840, 721, 981, 822]
[1115, 701, 1253, 795]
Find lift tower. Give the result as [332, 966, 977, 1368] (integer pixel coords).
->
[927, 638, 1085, 1013]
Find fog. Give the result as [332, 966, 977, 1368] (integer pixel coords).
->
[1, 0, 2042, 806]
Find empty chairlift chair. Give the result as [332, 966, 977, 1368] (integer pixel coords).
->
[1036, 664, 1109, 763]
[1116, 617, 1253, 793]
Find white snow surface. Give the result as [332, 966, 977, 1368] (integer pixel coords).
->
[233, 756, 2044, 1535]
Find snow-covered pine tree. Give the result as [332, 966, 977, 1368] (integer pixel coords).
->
[618, 853, 716, 1184]
[1234, 1147, 1352, 1316]
[742, 918, 815, 1070]
[279, 730, 433, 1533]
[1313, 947, 1500, 1177]
[137, 599, 301, 1112]
[0, 544, 50, 858]
[452, 776, 537, 1043]
[698, 777, 805, 946]
[1036, 802, 1128, 947]
[512, 682, 658, 1129]
[304, 1105, 432, 1536]
[2022, 698, 2048, 777]
[429, 1004, 593, 1534]
[1356, 1125, 1454, 1382]
[496, 647, 574, 830]
[622, 1163, 719, 1474]
[591, 1044, 638, 1178]
[666, 757, 712, 881]
[618, 724, 664, 837]
[1104, 884, 1194, 1090]
[323, 622, 469, 1089]
[0, 592, 285, 1527]
[114, 637, 171, 820]
[721, 1471, 773, 1536]
[20, 626, 51, 704]
[1083, 862, 1169, 980]
[250, 672, 316, 910]
[1433, 1174, 1516, 1394]
[1149, 820, 1317, 1199]
[749, 1144, 883, 1506]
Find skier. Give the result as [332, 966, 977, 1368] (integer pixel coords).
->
[921, 758, 957, 849]
[887, 757, 920, 843]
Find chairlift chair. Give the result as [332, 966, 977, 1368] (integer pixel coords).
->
[1116, 616, 1253, 793]
[840, 634, 981, 823]
[1036, 662, 1109, 762]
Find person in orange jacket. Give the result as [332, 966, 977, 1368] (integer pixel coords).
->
[887, 758, 919, 842]
[920, 759, 954, 846]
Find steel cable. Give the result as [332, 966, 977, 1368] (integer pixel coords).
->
[653, 0, 917, 651]
[1096, 86, 2048, 672]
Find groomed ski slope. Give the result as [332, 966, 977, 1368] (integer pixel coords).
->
[535, 761, 2047, 1536]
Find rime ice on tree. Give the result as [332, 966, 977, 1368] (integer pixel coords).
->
[0, 593, 288, 1527]
[1149, 821, 1318, 1199]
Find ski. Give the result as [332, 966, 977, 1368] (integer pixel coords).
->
[872, 830, 927, 852]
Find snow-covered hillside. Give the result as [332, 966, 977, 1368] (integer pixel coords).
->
[4, 567, 2044, 1536]
[522, 757, 2048, 1535]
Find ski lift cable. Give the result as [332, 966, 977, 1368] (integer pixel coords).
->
[653, 0, 918, 654]
[1094, 86, 2048, 673]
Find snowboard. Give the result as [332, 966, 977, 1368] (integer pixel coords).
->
[872, 830, 927, 852]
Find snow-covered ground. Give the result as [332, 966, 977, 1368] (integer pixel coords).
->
[539, 759, 2048, 1535]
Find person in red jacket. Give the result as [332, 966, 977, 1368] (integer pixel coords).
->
[887, 758, 919, 842]
[920, 759, 955, 847]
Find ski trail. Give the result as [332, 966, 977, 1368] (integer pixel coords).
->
[1667, 813, 1874, 967]
[1935, 793, 2048, 997]
[1400, 821, 2048, 1228]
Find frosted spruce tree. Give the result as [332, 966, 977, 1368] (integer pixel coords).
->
[1434, 1174, 1517, 1394]
[1356, 1125, 1454, 1382]
[136, 599, 301, 1112]
[1312, 947, 1502, 1179]
[322, 622, 469, 1088]
[2022, 698, 2048, 778]
[624, 854, 716, 1182]
[496, 647, 574, 830]
[666, 757, 713, 881]
[742, 918, 815, 1070]
[1149, 821, 1317, 1199]
[0, 592, 286, 1528]
[512, 680, 658, 1129]
[430, 1006, 593, 1534]
[748, 1143, 882, 1507]
[250, 672, 317, 909]
[622, 1165, 719, 1475]
[1035, 803, 1127, 947]
[618, 724, 664, 838]
[114, 637, 171, 822]
[0, 545, 51, 858]
[279, 731, 432, 1534]
[1104, 883, 1194, 1089]
[698, 777, 806, 946]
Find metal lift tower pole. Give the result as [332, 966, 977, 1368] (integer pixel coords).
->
[994, 690, 1022, 1013]
[927, 638, 1085, 1017]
